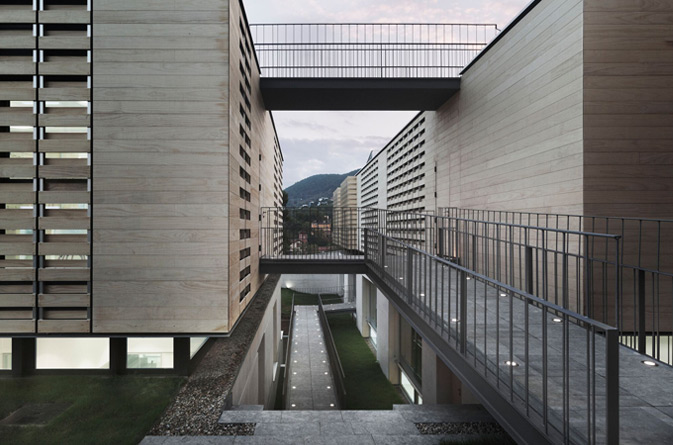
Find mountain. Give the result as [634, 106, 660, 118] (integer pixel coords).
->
[285, 170, 358, 207]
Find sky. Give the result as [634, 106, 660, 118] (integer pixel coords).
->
[243, 0, 532, 188]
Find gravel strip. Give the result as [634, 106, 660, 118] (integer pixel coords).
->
[149, 275, 280, 436]
[416, 422, 507, 435]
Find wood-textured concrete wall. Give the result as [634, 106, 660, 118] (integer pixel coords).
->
[92, 0, 232, 333]
[227, 0, 283, 329]
[434, 0, 585, 214]
[583, 0, 673, 218]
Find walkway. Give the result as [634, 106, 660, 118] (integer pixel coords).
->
[286, 306, 338, 410]
[371, 249, 673, 444]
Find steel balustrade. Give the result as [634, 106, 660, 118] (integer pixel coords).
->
[364, 228, 619, 444]
[249, 23, 499, 78]
[443, 207, 673, 366]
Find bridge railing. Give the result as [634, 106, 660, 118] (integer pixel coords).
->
[442, 207, 673, 366]
[249, 23, 499, 78]
[365, 228, 619, 444]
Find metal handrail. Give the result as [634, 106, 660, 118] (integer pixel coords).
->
[365, 228, 619, 444]
[249, 23, 499, 78]
[281, 294, 296, 406]
[317, 297, 347, 409]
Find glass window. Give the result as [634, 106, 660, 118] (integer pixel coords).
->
[369, 323, 378, 348]
[190, 337, 208, 359]
[399, 367, 422, 404]
[399, 317, 422, 384]
[367, 286, 377, 330]
[127, 338, 174, 369]
[36, 338, 110, 369]
[0, 338, 11, 370]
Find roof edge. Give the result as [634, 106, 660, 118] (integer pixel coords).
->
[461, 0, 543, 75]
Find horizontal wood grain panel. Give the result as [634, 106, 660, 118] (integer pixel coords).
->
[93, 267, 226, 281]
[0, 319, 35, 334]
[38, 319, 89, 333]
[93, 177, 228, 192]
[0, 269, 35, 281]
[92, 216, 228, 230]
[39, 10, 91, 24]
[93, 11, 227, 24]
[93, 242, 228, 256]
[39, 293, 90, 307]
[0, 294, 35, 308]
[39, 268, 90, 282]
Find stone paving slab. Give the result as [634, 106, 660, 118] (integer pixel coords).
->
[287, 306, 339, 410]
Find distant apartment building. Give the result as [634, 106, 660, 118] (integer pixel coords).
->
[0, 0, 282, 391]
[332, 175, 358, 250]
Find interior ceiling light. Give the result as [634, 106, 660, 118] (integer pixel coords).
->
[505, 360, 519, 367]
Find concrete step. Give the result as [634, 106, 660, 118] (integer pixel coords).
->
[392, 404, 495, 423]
[231, 405, 264, 411]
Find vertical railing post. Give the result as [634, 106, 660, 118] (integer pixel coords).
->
[638, 268, 647, 354]
[525, 245, 533, 294]
[438, 226, 445, 258]
[406, 246, 414, 303]
[380, 232, 386, 271]
[459, 269, 467, 354]
[364, 228, 369, 262]
[605, 328, 620, 445]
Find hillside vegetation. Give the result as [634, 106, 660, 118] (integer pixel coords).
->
[285, 170, 358, 207]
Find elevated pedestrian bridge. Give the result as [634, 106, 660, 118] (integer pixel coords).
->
[259, 207, 673, 445]
[249, 24, 498, 110]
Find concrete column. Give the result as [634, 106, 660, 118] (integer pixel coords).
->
[174, 337, 190, 376]
[11, 337, 35, 377]
[109, 337, 127, 375]
[375, 288, 390, 379]
[356, 275, 370, 337]
[421, 338, 479, 404]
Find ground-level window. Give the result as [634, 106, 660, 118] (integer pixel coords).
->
[0, 338, 11, 370]
[190, 337, 208, 359]
[127, 338, 173, 369]
[36, 338, 110, 369]
[399, 366, 423, 405]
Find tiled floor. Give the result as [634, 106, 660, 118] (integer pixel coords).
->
[286, 306, 338, 410]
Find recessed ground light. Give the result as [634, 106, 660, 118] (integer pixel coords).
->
[324, 372, 329, 375]
[384, 265, 388, 268]
[293, 372, 297, 375]
[322, 360, 326, 363]
[293, 360, 297, 363]
[500, 293, 507, 297]
[330, 404, 335, 407]
[294, 350, 298, 353]
[552, 318, 562, 323]
[642, 360, 658, 367]
[505, 360, 519, 367]
[292, 386, 296, 389]
[466, 277, 471, 280]
[291, 404, 296, 407]
[320, 350, 324, 353]
[399, 277, 404, 280]
[327, 386, 331, 389]
[420, 293, 425, 297]
[451, 318, 459, 323]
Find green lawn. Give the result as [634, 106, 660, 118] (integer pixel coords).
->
[0, 375, 184, 445]
[327, 313, 405, 409]
[281, 288, 320, 318]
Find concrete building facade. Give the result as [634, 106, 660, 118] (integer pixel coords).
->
[0, 0, 282, 382]
[353, 0, 673, 405]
